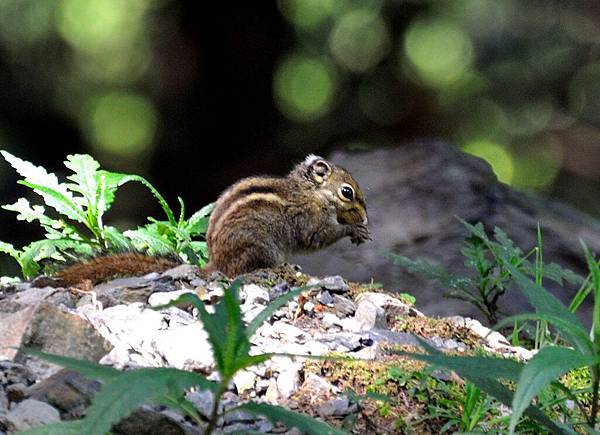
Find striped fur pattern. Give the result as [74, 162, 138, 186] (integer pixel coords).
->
[205, 156, 369, 276]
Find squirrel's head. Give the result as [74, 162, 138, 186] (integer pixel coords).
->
[291, 154, 368, 226]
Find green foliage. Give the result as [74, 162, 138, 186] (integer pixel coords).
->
[388, 219, 584, 324]
[395, 231, 600, 434]
[20, 279, 339, 435]
[0, 151, 213, 277]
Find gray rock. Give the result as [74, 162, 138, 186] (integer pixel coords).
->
[318, 291, 334, 306]
[241, 284, 270, 305]
[303, 301, 315, 313]
[332, 295, 356, 317]
[1, 303, 111, 377]
[148, 290, 195, 307]
[300, 373, 332, 395]
[276, 366, 301, 399]
[354, 300, 386, 331]
[307, 276, 348, 293]
[26, 369, 101, 419]
[269, 282, 289, 300]
[1, 399, 60, 431]
[232, 370, 255, 395]
[187, 390, 215, 419]
[112, 405, 198, 435]
[317, 396, 355, 417]
[322, 313, 342, 328]
[5, 383, 26, 403]
[161, 264, 201, 281]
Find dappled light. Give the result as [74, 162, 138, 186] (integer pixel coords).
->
[273, 54, 337, 122]
[82, 91, 157, 158]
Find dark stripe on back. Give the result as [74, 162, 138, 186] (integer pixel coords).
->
[236, 185, 276, 197]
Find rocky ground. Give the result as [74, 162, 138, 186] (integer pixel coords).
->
[0, 264, 533, 434]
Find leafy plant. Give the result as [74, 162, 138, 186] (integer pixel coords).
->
[388, 219, 584, 324]
[19, 279, 344, 435]
[0, 151, 213, 278]
[395, 223, 600, 434]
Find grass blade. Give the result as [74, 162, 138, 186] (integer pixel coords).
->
[509, 346, 599, 434]
[495, 313, 593, 356]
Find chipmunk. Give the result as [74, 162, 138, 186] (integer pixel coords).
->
[204, 154, 369, 276]
[53, 155, 369, 285]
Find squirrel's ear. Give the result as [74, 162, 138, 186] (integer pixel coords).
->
[304, 154, 331, 184]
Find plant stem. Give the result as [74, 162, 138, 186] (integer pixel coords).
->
[204, 383, 227, 435]
[590, 365, 600, 426]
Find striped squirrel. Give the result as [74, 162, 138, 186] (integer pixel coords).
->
[54, 155, 369, 285]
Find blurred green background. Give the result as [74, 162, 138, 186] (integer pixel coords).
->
[0, 0, 599, 264]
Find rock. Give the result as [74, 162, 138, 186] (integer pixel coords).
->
[148, 290, 195, 307]
[339, 317, 360, 333]
[317, 396, 355, 417]
[0, 399, 60, 432]
[354, 300, 386, 331]
[303, 301, 315, 313]
[322, 313, 342, 328]
[0, 303, 111, 374]
[271, 322, 307, 342]
[112, 405, 198, 435]
[276, 365, 301, 399]
[318, 291, 334, 306]
[26, 369, 101, 419]
[241, 284, 270, 305]
[269, 282, 289, 300]
[187, 389, 215, 419]
[307, 276, 348, 293]
[356, 292, 412, 314]
[161, 264, 201, 281]
[232, 370, 256, 395]
[332, 295, 356, 317]
[84, 303, 213, 370]
[5, 383, 26, 403]
[300, 373, 332, 396]
[264, 379, 280, 403]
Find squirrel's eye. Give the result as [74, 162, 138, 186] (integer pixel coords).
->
[339, 185, 354, 201]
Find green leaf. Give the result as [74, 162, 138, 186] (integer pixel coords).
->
[395, 338, 572, 434]
[19, 181, 87, 224]
[18, 420, 85, 435]
[0, 240, 20, 260]
[387, 253, 472, 291]
[185, 202, 215, 235]
[509, 346, 599, 434]
[79, 368, 214, 435]
[64, 154, 101, 212]
[495, 313, 593, 356]
[235, 402, 346, 435]
[220, 278, 247, 376]
[101, 226, 135, 251]
[20, 348, 121, 382]
[2, 198, 55, 227]
[502, 262, 588, 349]
[581, 241, 600, 345]
[123, 228, 175, 255]
[97, 171, 176, 226]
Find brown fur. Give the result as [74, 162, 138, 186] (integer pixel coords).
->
[55, 253, 178, 286]
[205, 155, 369, 277]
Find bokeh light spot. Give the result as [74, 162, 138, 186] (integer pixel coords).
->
[463, 140, 514, 184]
[274, 54, 336, 123]
[511, 137, 563, 190]
[277, 0, 335, 29]
[403, 16, 474, 88]
[329, 10, 390, 73]
[56, 0, 145, 53]
[569, 63, 600, 127]
[83, 91, 157, 157]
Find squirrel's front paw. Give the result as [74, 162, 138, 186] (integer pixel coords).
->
[349, 223, 371, 245]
